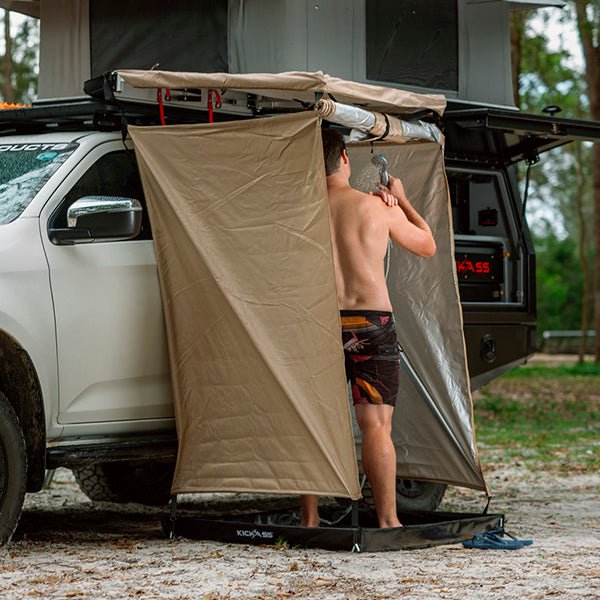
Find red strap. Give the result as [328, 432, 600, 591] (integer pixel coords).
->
[157, 88, 166, 126]
[207, 89, 222, 123]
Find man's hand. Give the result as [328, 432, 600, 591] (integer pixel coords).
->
[369, 189, 398, 207]
[386, 174, 407, 202]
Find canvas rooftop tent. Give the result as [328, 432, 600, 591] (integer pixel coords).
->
[2, 0, 566, 106]
[121, 69, 489, 507]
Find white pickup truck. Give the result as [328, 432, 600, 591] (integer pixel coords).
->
[0, 110, 183, 543]
[1, 90, 597, 544]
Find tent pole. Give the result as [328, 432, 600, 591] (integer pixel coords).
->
[351, 500, 359, 528]
[351, 500, 361, 553]
[169, 494, 178, 539]
[483, 494, 492, 515]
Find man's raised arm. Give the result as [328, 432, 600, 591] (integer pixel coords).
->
[383, 174, 437, 257]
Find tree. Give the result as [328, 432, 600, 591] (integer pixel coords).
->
[573, 0, 600, 361]
[0, 10, 38, 104]
[2, 9, 13, 103]
[510, 7, 595, 359]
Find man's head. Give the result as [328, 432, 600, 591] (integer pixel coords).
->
[321, 127, 347, 176]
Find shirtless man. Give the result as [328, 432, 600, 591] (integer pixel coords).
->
[301, 128, 436, 528]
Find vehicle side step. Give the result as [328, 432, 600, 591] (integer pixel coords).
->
[46, 437, 178, 469]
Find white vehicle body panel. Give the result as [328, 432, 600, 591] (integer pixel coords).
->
[37, 138, 173, 429]
[0, 217, 61, 438]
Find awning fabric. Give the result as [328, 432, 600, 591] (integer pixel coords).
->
[348, 144, 487, 492]
[118, 69, 447, 116]
[129, 112, 362, 499]
[126, 74, 487, 498]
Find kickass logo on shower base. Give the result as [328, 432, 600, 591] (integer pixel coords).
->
[236, 529, 275, 540]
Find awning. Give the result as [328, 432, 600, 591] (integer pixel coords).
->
[117, 69, 447, 116]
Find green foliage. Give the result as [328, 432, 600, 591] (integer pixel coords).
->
[0, 12, 39, 103]
[517, 6, 587, 118]
[503, 362, 600, 377]
[10, 17, 38, 102]
[512, 7, 595, 335]
[534, 232, 585, 333]
[474, 365, 600, 473]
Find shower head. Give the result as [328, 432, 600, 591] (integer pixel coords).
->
[371, 154, 389, 186]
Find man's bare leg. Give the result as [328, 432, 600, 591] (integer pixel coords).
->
[300, 495, 320, 527]
[355, 404, 402, 528]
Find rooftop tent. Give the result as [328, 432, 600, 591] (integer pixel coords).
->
[123, 70, 489, 504]
[20, 0, 565, 104]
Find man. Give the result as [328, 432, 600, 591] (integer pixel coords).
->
[301, 128, 436, 528]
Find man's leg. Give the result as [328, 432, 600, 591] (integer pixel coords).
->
[300, 495, 320, 527]
[354, 404, 401, 528]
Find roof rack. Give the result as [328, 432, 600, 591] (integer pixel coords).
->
[0, 72, 269, 135]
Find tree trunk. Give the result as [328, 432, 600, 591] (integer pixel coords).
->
[509, 12, 524, 108]
[2, 9, 13, 103]
[574, 1, 600, 361]
[573, 142, 592, 361]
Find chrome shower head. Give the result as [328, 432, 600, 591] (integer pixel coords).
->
[371, 154, 389, 186]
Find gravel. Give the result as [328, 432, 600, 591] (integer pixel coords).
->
[0, 463, 598, 599]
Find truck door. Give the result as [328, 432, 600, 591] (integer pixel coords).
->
[40, 139, 172, 428]
[443, 107, 600, 388]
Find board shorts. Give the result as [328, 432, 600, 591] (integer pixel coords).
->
[340, 310, 401, 407]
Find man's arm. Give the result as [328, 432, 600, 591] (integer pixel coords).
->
[382, 175, 437, 257]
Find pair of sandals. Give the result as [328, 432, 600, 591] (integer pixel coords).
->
[462, 528, 533, 550]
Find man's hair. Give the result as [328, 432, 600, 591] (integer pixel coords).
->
[321, 128, 346, 176]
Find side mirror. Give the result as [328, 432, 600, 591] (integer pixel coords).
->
[50, 196, 143, 245]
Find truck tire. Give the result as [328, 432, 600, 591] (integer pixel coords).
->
[0, 392, 27, 545]
[362, 478, 447, 513]
[73, 459, 175, 506]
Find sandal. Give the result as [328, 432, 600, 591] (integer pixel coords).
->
[462, 528, 533, 550]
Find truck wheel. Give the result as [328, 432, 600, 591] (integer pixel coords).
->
[73, 459, 175, 506]
[0, 392, 27, 545]
[362, 478, 447, 513]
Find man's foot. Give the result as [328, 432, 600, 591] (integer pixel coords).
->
[300, 495, 320, 527]
[378, 517, 403, 529]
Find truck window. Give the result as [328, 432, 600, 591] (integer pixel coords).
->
[49, 150, 152, 240]
[0, 143, 77, 225]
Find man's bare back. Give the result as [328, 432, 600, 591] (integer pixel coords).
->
[327, 176, 436, 312]
[328, 185, 396, 311]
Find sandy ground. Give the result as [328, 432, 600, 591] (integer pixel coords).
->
[0, 463, 598, 600]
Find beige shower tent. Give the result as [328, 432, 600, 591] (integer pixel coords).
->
[117, 71, 490, 530]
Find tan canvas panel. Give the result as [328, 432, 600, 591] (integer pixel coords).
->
[117, 69, 446, 116]
[348, 143, 488, 492]
[129, 112, 361, 499]
[130, 106, 487, 498]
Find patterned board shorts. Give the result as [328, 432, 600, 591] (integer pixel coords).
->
[340, 310, 401, 407]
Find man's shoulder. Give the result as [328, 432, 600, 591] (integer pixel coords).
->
[349, 187, 385, 208]
[329, 185, 387, 216]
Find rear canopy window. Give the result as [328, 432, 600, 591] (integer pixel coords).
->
[0, 142, 77, 225]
